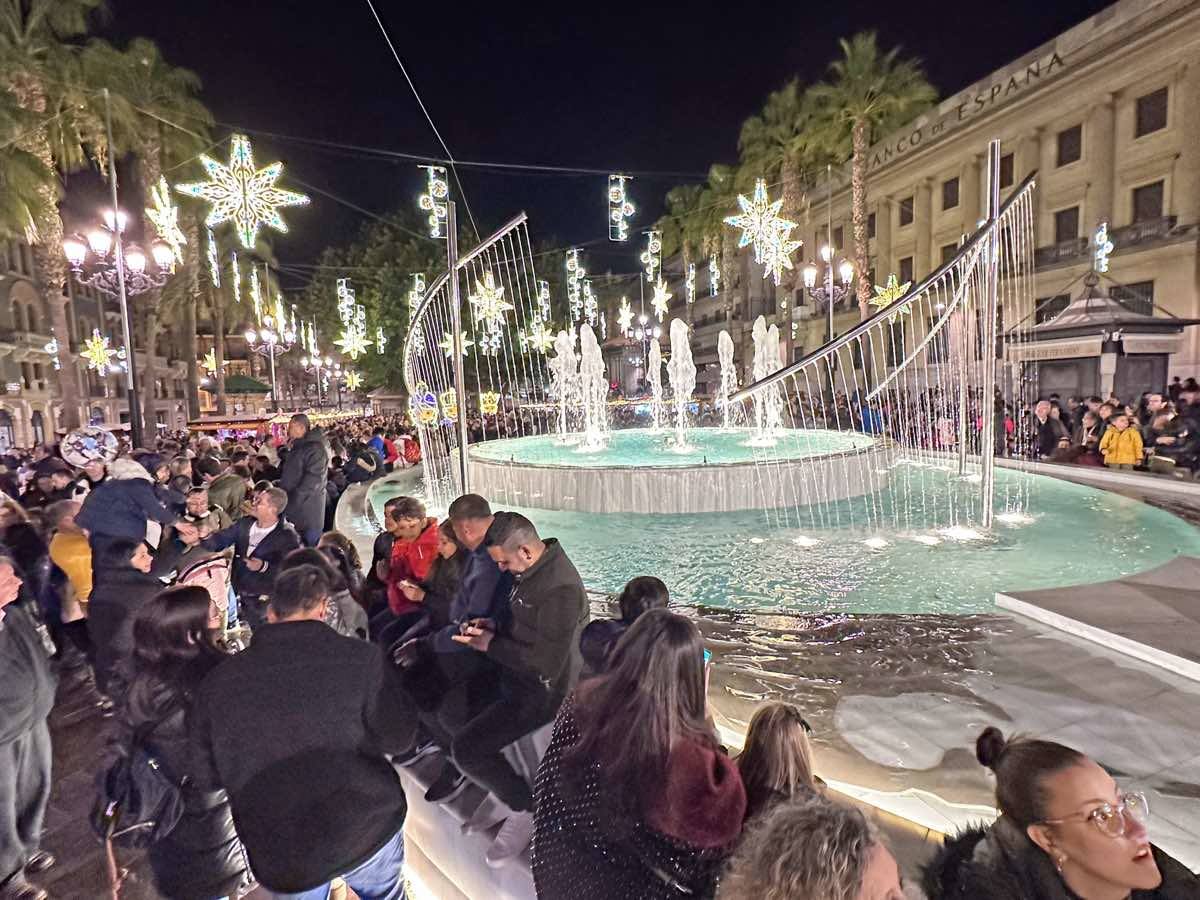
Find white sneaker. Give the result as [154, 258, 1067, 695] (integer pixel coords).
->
[484, 809, 534, 868]
[462, 795, 510, 836]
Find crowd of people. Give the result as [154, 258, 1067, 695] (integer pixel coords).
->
[1, 410, 1198, 900]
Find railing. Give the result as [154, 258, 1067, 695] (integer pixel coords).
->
[1111, 215, 1177, 247]
[1034, 237, 1088, 268]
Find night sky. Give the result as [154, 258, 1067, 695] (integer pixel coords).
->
[76, 0, 1113, 289]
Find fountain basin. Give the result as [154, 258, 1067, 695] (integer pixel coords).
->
[467, 427, 887, 514]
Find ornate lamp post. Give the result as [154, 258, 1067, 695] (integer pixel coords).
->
[244, 314, 295, 412]
[633, 313, 662, 365]
[803, 245, 854, 345]
[299, 354, 334, 407]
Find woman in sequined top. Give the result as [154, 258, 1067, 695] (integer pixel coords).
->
[531, 609, 746, 899]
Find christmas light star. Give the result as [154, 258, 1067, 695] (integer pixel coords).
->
[335, 327, 372, 360]
[524, 319, 555, 354]
[724, 178, 796, 264]
[177, 134, 310, 250]
[870, 273, 913, 322]
[439, 330, 474, 357]
[761, 229, 803, 286]
[651, 278, 673, 321]
[80, 330, 116, 373]
[469, 272, 514, 330]
[201, 349, 228, 374]
[343, 371, 363, 391]
[146, 177, 186, 265]
[617, 297, 634, 334]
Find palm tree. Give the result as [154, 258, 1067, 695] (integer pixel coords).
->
[657, 184, 703, 324]
[697, 164, 743, 328]
[810, 32, 936, 319]
[83, 37, 213, 434]
[0, 93, 55, 241]
[0, 0, 107, 431]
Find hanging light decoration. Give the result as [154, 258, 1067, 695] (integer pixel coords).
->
[651, 277, 673, 321]
[146, 176, 186, 267]
[410, 381, 438, 424]
[334, 277, 371, 359]
[230, 250, 241, 305]
[582, 279, 598, 326]
[343, 370, 363, 391]
[617, 297, 634, 334]
[523, 319, 555, 354]
[480, 391, 501, 415]
[80, 330, 116, 373]
[565, 249, 585, 323]
[640, 230, 662, 282]
[607, 174, 634, 242]
[469, 271, 514, 331]
[249, 267, 262, 322]
[686, 263, 696, 303]
[709, 254, 721, 296]
[43, 337, 61, 370]
[205, 228, 221, 288]
[418, 165, 450, 238]
[1093, 221, 1113, 273]
[537, 279, 551, 321]
[439, 388, 459, 421]
[408, 273, 426, 309]
[439, 330, 474, 357]
[376, 326, 387, 354]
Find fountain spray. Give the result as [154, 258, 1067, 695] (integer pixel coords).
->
[578, 324, 609, 449]
[717, 330, 737, 430]
[647, 338, 664, 432]
[666, 318, 696, 448]
[549, 329, 578, 441]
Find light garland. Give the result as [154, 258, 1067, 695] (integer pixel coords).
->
[439, 330, 474, 357]
[607, 174, 634, 242]
[1094, 221, 1113, 273]
[418, 165, 449, 238]
[565, 249, 585, 322]
[686, 263, 696, 303]
[205, 228, 221, 288]
[617, 297, 634, 333]
[640, 230, 662, 282]
[709, 255, 720, 296]
[480, 390, 500, 415]
[869, 274, 913, 322]
[146, 176, 186, 266]
[651, 277, 673, 321]
[176, 133, 309, 250]
[409, 273, 426, 310]
[80, 330, 116, 373]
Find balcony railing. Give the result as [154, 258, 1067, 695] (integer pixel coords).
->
[1110, 215, 1177, 247]
[1034, 237, 1088, 268]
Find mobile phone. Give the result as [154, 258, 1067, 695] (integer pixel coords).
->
[703, 648, 712, 665]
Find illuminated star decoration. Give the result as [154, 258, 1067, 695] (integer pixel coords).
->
[651, 278, 673, 321]
[480, 391, 500, 415]
[869, 274, 913, 322]
[201, 349, 228, 374]
[617, 297, 634, 333]
[343, 371, 363, 391]
[724, 178, 797, 265]
[205, 228, 221, 288]
[439, 389, 458, 421]
[80, 330, 116, 373]
[335, 327, 372, 360]
[469, 271, 514, 331]
[146, 176, 186, 266]
[439, 330, 474, 358]
[760, 230, 803, 286]
[523, 319, 555, 354]
[176, 133, 310, 250]
[409, 381, 438, 425]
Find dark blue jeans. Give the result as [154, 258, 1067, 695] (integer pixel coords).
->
[269, 829, 405, 900]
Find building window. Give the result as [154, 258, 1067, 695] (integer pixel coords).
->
[1135, 87, 1168, 138]
[1036, 294, 1071, 324]
[867, 212, 876, 239]
[941, 243, 958, 265]
[90, 406, 105, 425]
[0, 411, 12, 452]
[832, 225, 844, 251]
[942, 177, 959, 210]
[1056, 124, 1082, 167]
[1053, 207, 1079, 244]
[898, 256, 914, 285]
[898, 196, 914, 227]
[1131, 181, 1164, 223]
[1110, 280, 1154, 316]
[999, 153, 1014, 189]
[30, 411, 44, 445]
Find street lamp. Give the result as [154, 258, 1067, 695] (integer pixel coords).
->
[631, 312, 662, 389]
[299, 354, 333, 407]
[244, 314, 295, 411]
[803, 245, 854, 345]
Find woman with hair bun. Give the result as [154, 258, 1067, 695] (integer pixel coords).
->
[923, 726, 1199, 899]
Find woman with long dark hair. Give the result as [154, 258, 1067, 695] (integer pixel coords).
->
[86, 538, 163, 697]
[532, 609, 746, 899]
[115, 585, 252, 899]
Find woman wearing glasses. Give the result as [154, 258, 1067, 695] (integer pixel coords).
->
[923, 726, 1199, 899]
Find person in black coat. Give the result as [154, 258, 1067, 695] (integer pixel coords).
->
[277, 414, 329, 546]
[0, 555, 58, 900]
[114, 585, 251, 899]
[192, 486, 300, 630]
[86, 538, 165, 697]
[190, 565, 417, 897]
[579, 575, 669, 676]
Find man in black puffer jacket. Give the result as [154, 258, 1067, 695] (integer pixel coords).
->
[278, 415, 328, 546]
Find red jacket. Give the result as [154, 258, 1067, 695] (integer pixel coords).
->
[386, 518, 440, 615]
[382, 438, 399, 464]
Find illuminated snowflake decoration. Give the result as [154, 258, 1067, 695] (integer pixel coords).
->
[146, 177, 186, 265]
[724, 178, 796, 265]
[760, 229, 803, 286]
[176, 133, 310, 250]
[480, 391, 500, 415]
[869, 274, 913, 323]
[343, 370, 363, 391]
[651, 278, 673, 322]
[335, 327, 372, 360]
[80, 330, 116, 373]
[617, 297, 634, 334]
[409, 381, 438, 425]
[439, 389, 458, 421]
[439, 330, 474, 358]
[709, 255, 721, 296]
[523, 318, 555, 354]
[469, 272, 514, 331]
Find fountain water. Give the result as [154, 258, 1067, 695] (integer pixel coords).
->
[749, 316, 783, 445]
[549, 329, 577, 440]
[578, 324, 609, 449]
[647, 338, 664, 432]
[666, 318, 696, 448]
[717, 330, 737, 430]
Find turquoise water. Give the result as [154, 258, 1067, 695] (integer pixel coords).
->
[366, 465, 1200, 615]
[467, 427, 875, 468]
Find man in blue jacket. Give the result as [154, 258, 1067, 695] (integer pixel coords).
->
[77, 457, 197, 562]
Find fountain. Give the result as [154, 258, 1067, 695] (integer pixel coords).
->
[549, 329, 577, 441]
[578, 324, 609, 450]
[748, 316, 783, 445]
[647, 337, 664, 432]
[665, 318, 696, 448]
[717, 329, 737, 430]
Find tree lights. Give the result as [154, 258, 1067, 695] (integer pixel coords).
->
[607, 174, 634, 241]
[418, 165, 449, 238]
[205, 228, 221, 288]
[176, 134, 309, 250]
[686, 263, 696, 304]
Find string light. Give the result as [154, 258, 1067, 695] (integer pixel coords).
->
[205, 228, 221, 288]
[439, 330, 473, 357]
[176, 133, 309, 249]
[480, 391, 500, 415]
[80, 330, 116, 372]
[410, 382, 438, 424]
[640, 230, 662, 282]
[607, 174, 634, 242]
[537, 279, 551, 321]
[418, 165, 449, 238]
[651, 277, 673, 321]
[409, 273, 426, 309]
[146, 176, 186, 266]
[869, 273, 913, 322]
[1094, 221, 1113, 273]
[686, 263, 696, 303]
[617, 297, 634, 333]
[709, 255, 720, 296]
[439, 388, 458, 421]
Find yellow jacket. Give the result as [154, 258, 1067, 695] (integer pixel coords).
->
[49, 531, 93, 603]
[1099, 426, 1143, 466]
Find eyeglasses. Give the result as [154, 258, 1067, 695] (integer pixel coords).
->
[1041, 791, 1150, 838]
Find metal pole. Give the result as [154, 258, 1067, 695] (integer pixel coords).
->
[826, 164, 834, 346]
[268, 350, 278, 411]
[979, 139, 1002, 527]
[446, 202, 470, 493]
[956, 232, 970, 475]
[104, 88, 144, 448]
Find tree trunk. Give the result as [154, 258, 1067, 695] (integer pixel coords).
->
[780, 156, 803, 363]
[851, 118, 872, 320]
[211, 283, 228, 415]
[183, 220, 201, 419]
